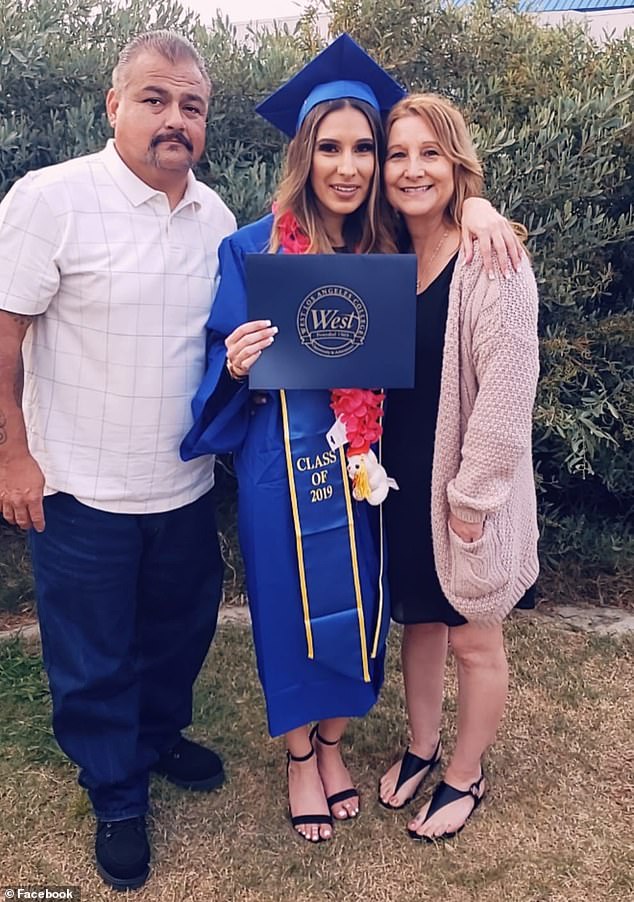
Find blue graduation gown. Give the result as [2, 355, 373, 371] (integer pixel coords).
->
[181, 214, 389, 737]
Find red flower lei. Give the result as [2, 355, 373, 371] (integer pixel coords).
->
[330, 388, 385, 456]
[275, 209, 384, 456]
[276, 209, 311, 255]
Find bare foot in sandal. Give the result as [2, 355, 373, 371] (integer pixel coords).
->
[407, 770, 486, 841]
[287, 746, 332, 842]
[379, 735, 442, 810]
[312, 726, 359, 821]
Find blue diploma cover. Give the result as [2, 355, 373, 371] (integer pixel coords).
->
[246, 254, 417, 389]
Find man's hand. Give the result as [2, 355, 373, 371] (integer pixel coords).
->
[0, 310, 43, 529]
[449, 511, 483, 544]
[0, 452, 46, 531]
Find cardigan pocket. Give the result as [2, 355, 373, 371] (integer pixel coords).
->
[448, 518, 509, 599]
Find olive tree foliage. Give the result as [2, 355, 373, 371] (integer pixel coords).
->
[0, 0, 632, 589]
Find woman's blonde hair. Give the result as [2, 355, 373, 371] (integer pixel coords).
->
[269, 98, 397, 254]
[386, 93, 484, 229]
[386, 93, 527, 242]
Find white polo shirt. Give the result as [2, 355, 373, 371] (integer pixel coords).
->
[0, 140, 236, 514]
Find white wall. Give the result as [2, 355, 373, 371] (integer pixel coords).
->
[231, 9, 632, 43]
[538, 9, 632, 40]
[231, 13, 327, 42]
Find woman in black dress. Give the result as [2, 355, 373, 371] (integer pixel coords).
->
[379, 93, 539, 840]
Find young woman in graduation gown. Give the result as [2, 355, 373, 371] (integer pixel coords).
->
[181, 36, 524, 842]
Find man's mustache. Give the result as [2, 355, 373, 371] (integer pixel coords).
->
[151, 132, 194, 153]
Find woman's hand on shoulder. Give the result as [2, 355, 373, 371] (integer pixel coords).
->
[460, 198, 523, 280]
[225, 320, 278, 380]
[449, 511, 484, 543]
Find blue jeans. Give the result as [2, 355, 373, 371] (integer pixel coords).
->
[29, 490, 223, 821]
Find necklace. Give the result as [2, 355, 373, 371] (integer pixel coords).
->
[416, 228, 450, 293]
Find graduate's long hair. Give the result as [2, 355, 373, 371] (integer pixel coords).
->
[385, 94, 527, 247]
[269, 98, 397, 255]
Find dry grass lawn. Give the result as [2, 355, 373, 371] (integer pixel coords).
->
[1, 617, 633, 902]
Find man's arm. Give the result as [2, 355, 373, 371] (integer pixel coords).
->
[0, 310, 45, 531]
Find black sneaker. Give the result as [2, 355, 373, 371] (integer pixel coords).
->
[95, 816, 150, 891]
[152, 735, 225, 791]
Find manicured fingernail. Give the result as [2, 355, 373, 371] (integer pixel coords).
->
[272, 326, 279, 334]
[488, 272, 495, 281]
[265, 319, 271, 326]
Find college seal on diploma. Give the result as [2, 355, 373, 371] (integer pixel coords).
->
[297, 285, 368, 358]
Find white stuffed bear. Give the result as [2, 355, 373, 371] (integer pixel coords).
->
[346, 449, 399, 505]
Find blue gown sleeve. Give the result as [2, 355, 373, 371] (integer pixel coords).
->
[181, 235, 251, 459]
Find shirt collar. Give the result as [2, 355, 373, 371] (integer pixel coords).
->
[101, 139, 203, 210]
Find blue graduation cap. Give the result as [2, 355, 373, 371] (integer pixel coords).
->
[256, 33, 406, 137]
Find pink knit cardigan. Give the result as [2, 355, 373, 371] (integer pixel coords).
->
[431, 246, 540, 622]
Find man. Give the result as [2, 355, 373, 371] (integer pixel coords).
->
[0, 31, 236, 891]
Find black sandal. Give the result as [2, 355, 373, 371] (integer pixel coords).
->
[407, 771, 486, 842]
[378, 736, 442, 811]
[287, 746, 332, 842]
[310, 725, 359, 818]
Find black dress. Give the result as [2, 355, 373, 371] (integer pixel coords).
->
[383, 254, 466, 626]
[383, 254, 536, 625]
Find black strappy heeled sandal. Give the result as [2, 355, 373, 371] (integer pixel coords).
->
[287, 745, 333, 842]
[310, 725, 360, 819]
[407, 771, 486, 842]
[378, 736, 442, 811]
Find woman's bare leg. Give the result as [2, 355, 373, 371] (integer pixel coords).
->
[286, 725, 331, 841]
[313, 716, 359, 819]
[379, 622, 447, 807]
[408, 622, 507, 838]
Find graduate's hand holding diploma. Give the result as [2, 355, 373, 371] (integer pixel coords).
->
[225, 319, 278, 379]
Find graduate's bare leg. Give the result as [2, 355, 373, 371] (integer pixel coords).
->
[313, 716, 359, 820]
[286, 725, 332, 841]
[379, 623, 446, 807]
[408, 622, 506, 838]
